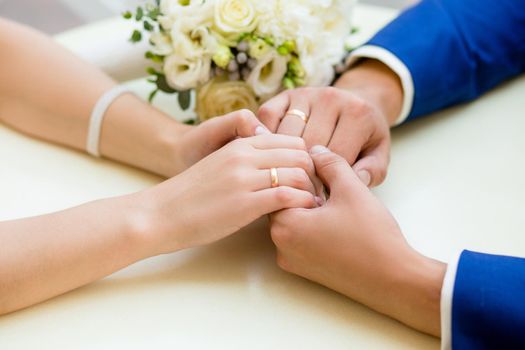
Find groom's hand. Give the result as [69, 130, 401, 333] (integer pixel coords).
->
[258, 59, 403, 188]
[269, 146, 445, 336]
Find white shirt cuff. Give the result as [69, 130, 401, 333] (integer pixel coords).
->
[440, 250, 462, 350]
[345, 45, 414, 126]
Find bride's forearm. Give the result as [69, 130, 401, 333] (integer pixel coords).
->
[0, 18, 188, 176]
[0, 193, 158, 315]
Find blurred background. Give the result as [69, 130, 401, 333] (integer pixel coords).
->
[0, 0, 417, 34]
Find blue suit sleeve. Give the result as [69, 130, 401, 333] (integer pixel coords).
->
[367, 0, 525, 121]
[452, 250, 525, 348]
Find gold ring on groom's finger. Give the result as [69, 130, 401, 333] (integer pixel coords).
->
[285, 109, 309, 123]
[270, 168, 279, 188]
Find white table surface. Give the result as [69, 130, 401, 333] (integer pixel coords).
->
[1, 4, 525, 349]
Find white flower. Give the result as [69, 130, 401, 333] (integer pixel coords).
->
[247, 51, 288, 97]
[197, 78, 259, 121]
[164, 53, 211, 90]
[150, 32, 173, 56]
[159, 0, 214, 31]
[214, 0, 257, 35]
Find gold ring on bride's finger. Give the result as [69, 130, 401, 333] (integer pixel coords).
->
[285, 109, 309, 123]
[270, 168, 279, 188]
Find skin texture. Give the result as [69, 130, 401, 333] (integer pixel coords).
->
[270, 146, 446, 337]
[0, 133, 320, 315]
[258, 59, 404, 187]
[0, 19, 321, 314]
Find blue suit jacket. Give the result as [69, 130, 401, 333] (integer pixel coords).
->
[366, 0, 525, 348]
[368, 0, 525, 121]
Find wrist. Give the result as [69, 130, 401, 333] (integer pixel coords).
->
[391, 250, 446, 337]
[335, 59, 403, 126]
[99, 94, 191, 177]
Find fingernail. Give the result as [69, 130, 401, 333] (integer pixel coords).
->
[358, 170, 371, 187]
[255, 125, 271, 135]
[315, 196, 325, 206]
[310, 145, 330, 155]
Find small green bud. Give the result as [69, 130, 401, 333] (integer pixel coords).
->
[249, 38, 271, 59]
[212, 45, 233, 68]
[282, 40, 296, 53]
[293, 76, 306, 87]
[288, 57, 305, 78]
[122, 11, 133, 19]
[283, 77, 295, 90]
[277, 45, 290, 56]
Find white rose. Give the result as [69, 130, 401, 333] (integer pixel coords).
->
[214, 0, 257, 35]
[159, 0, 214, 31]
[164, 54, 211, 90]
[247, 51, 288, 97]
[150, 32, 173, 56]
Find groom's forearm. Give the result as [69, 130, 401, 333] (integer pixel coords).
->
[0, 18, 187, 177]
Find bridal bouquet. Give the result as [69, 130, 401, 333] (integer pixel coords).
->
[125, 0, 356, 122]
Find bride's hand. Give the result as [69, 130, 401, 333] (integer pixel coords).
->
[168, 109, 271, 176]
[133, 134, 323, 254]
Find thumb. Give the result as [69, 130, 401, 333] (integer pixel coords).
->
[310, 145, 361, 195]
[203, 109, 270, 142]
[352, 141, 390, 188]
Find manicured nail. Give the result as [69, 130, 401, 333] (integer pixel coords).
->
[315, 196, 325, 206]
[358, 170, 371, 187]
[310, 145, 330, 155]
[255, 125, 271, 135]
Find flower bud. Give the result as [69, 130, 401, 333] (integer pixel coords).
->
[249, 38, 271, 59]
[212, 45, 233, 69]
[282, 77, 295, 89]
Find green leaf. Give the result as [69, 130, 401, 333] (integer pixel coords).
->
[135, 6, 144, 21]
[143, 21, 154, 31]
[122, 11, 133, 19]
[148, 89, 159, 103]
[146, 66, 159, 75]
[130, 30, 142, 43]
[156, 74, 177, 94]
[147, 7, 161, 21]
[178, 90, 191, 111]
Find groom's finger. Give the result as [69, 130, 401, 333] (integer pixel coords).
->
[352, 140, 390, 188]
[258, 91, 290, 132]
[310, 145, 359, 195]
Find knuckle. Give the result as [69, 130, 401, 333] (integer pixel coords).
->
[289, 168, 310, 190]
[235, 109, 255, 123]
[322, 86, 341, 101]
[257, 105, 274, 121]
[296, 151, 313, 170]
[274, 187, 293, 204]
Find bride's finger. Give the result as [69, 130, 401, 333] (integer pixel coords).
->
[249, 186, 318, 215]
[252, 168, 316, 195]
[255, 149, 324, 196]
[246, 133, 307, 151]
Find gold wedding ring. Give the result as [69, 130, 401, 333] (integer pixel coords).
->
[285, 109, 309, 123]
[270, 168, 279, 188]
